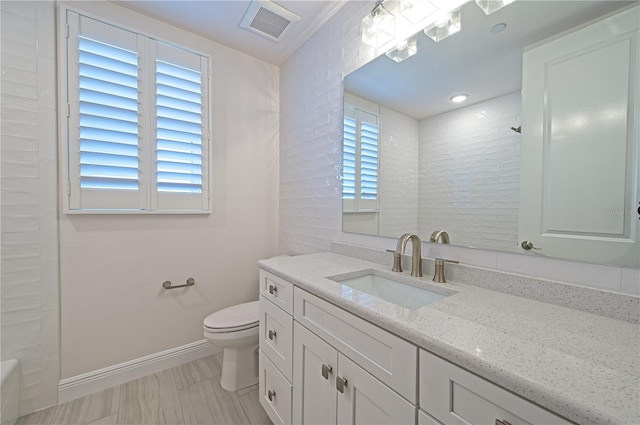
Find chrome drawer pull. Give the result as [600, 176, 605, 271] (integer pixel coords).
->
[321, 364, 333, 379]
[268, 329, 277, 340]
[495, 420, 512, 425]
[336, 376, 348, 393]
[267, 389, 276, 401]
[268, 284, 277, 294]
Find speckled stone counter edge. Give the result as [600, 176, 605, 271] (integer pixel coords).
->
[331, 242, 640, 323]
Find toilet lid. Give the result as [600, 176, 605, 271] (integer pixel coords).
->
[204, 300, 259, 330]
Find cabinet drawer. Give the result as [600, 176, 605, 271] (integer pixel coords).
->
[294, 287, 417, 403]
[420, 350, 573, 425]
[259, 350, 292, 425]
[260, 270, 294, 315]
[259, 295, 293, 380]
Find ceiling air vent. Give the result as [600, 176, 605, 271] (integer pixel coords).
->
[240, 0, 301, 41]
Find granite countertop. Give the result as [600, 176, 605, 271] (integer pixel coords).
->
[258, 252, 640, 425]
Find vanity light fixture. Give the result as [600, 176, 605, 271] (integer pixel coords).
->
[362, 0, 516, 56]
[475, 0, 516, 15]
[361, 0, 396, 49]
[450, 94, 468, 103]
[399, 0, 438, 24]
[385, 34, 418, 63]
[424, 9, 462, 42]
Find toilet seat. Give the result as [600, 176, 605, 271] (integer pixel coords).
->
[205, 322, 258, 333]
[203, 300, 259, 333]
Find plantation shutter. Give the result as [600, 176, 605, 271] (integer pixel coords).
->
[151, 41, 209, 210]
[67, 12, 146, 209]
[342, 104, 379, 211]
[343, 106, 357, 208]
[359, 112, 379, 208]
[65, 11, 210, 212]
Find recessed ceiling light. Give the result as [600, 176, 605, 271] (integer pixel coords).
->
[450, 94, 468, 103]
[490, 23, 507, 33]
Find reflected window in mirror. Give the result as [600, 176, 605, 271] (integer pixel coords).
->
[342, 104, 379, 212]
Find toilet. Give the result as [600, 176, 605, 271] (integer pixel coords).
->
[203, 300, 259, 392]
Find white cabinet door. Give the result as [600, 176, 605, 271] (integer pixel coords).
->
[519, 5, 639, 266]
[336, 354, 416, 425]
[292, 322, 338, 425]
[418, 409, 442, 425]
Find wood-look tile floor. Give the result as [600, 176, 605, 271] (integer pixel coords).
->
[17, 354, 273, 425]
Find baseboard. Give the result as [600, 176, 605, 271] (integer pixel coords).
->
[58, 339, 220, 403]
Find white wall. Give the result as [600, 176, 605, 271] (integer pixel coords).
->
[418, 92, 521, 251]
[55, 2, 279, 379]
[278, 1, 640, 295]
[1, 0, 60, 414]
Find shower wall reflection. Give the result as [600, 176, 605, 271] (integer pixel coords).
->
[418, 92, 521, 251]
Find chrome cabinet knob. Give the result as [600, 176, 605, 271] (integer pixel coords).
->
[268, 284, 277, 294]
[267, 389, 276, 401]
[268, 329, 277, 340]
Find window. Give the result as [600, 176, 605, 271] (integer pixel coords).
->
[63, 10, 210, 212]
[342, 104, 379, 211]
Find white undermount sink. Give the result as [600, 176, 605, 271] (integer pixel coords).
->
[328, 269, 455, 310]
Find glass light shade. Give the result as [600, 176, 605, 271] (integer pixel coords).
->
[424, 9, 461, 42]
[361, 5, 397, 48]
[399, 0, 437, 24]
[475, 0, 516, 15]
[385, 35, 418, 62]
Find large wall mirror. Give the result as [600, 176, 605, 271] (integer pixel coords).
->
[342, 0, 639, 266]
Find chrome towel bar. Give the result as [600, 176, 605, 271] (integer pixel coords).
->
[162, 278, 195, 290]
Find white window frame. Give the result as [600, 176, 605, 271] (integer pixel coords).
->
[58, 4, 212, 214]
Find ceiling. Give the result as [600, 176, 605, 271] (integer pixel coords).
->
[345, 1, 636, 120]
[116, 0, 347, 66]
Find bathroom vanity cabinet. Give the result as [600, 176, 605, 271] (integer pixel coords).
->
[258, 271, 294, 424]
[258, 269, 573, 425]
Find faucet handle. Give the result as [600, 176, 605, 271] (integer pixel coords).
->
[387, 249, 403, 272]
[433, 258, 459, 283]
[435, 258, 459, 265]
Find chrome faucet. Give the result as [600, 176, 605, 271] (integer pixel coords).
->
[433, 258, 459, 283]
[392, 233, 423, 277]
[429, 230, 450, 244]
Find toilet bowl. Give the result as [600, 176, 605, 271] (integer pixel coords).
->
[203, 300, 259, 392]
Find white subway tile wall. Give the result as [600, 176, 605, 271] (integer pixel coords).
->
[279, 1, 638, 294]
[1, 0, 60, 415]
[378, 106, 419, 237]
[418, 92, 521, 251]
